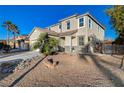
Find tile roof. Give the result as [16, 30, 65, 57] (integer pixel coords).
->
[29, 27, 77, 37]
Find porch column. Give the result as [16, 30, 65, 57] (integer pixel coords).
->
[65, 36, 72, 53]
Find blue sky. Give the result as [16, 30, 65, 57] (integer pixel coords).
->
[0, 5, 117, 40]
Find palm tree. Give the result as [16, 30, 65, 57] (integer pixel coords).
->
[2, 21, 20, 49]
[11, 24, 20, 49]
[2, 21, 12, 46]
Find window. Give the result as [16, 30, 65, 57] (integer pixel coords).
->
[67, 21, 70, 30]
[89, 19, 92, 29]
[78, 36, 84, 46]
[59, 24, 61, 29]
[79, 18, 84, 27]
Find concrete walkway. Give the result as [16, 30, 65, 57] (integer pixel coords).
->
[0, 51, 40, 63]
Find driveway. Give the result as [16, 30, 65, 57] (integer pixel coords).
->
[0, 51, 40, 63]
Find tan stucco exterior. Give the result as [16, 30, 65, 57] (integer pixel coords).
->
[60, 17, 78, 32]
[29, 13, 105, 53]
[29, 28, 45, 49]
[49, 24, 61, 33]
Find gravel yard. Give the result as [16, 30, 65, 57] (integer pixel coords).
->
[0, 51, 40, 63]
[0, 53, 124, 87]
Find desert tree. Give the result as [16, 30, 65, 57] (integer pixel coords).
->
[106, 5, 124, 68]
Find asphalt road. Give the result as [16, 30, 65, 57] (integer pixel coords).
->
[0, 51, 40, 63]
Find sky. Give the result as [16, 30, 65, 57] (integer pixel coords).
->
[0, 5, 117, 40]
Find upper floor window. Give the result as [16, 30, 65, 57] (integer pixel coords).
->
[59, 24, 61, 29]
[67, 21, 70, 30]
[79, 17, 84, 27]
[89, 19, 92, 29]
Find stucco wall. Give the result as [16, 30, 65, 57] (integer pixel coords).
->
[29, 28, 42, 48]
[76, 16, 88, 45]
[59, 37, 65, 47]
[65, 36, 72, 46]
[86, 16, 105, 41]
[29, 28, 41, 41]
[72, 37, 77, 46]
[48, 15, 105, 46]
[29, 14, 105, 53]
[29, 28, 50, 49]
[60, 17, 78, 32]
[50, 24, 61, 33]
[29, 28, 59, 49]
[48, 14, 104, 43]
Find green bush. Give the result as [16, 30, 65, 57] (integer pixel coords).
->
[32, 32, 58, 55]
[32, 32, 47, 50]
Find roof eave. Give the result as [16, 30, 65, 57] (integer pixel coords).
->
[77, 12, 105, 30]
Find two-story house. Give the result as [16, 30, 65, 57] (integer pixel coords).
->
[29, 12, 105, 53]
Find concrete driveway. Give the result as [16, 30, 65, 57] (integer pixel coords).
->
[0, 51, 40, 63]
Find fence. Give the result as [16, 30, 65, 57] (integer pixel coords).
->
[102, 44, 124, 54]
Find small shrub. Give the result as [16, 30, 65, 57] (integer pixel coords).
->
[32, 32, 58, 55]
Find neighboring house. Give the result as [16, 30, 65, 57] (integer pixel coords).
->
[0, 40, 6, 49]
[0, 40, 6, 45]
[10, 35, 29, 50]
[29, 12, 105, 53]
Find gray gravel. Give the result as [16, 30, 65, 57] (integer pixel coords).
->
[11, 53, 124, 87]
[0, 53, 124, 87]
[0, 51, 40, 63]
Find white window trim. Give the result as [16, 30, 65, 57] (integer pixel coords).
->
[78, 17, 85, 29]
[66, 20, 71, 30]
[78, 35, 85, 46]
[59, 24, 61, 29]
[89, 19, 93, 29]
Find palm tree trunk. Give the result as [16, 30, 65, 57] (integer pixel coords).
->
[6, 30, 10, 45]
[13, 32, 16, 49]
[6, 30, 10, 52]
[8, 31, 10, 45]
[6, 30, 8, 45]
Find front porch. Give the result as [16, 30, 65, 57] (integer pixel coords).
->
[59, 35, 82, 54]
[58, 35, 100, 54]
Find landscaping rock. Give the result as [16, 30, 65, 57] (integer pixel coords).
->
[14, 57, 38, 72]
[43, 57, 59, 69]
[47, 58, 53, 64]
[53, 61, 59, 66]
[0, 62, 18, 74]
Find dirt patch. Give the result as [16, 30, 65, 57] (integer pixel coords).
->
[1, 53, 124, 87]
